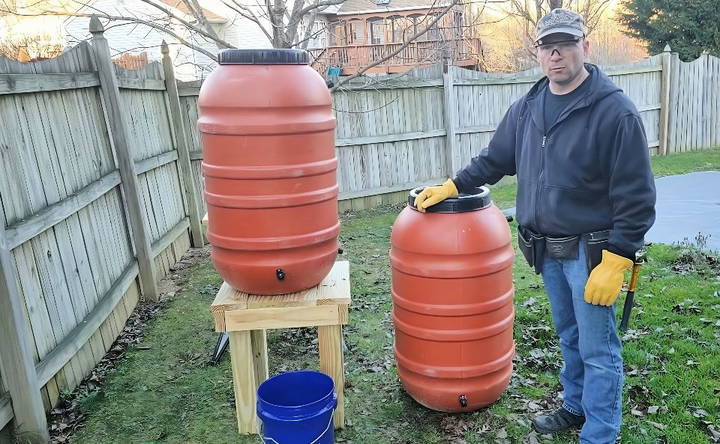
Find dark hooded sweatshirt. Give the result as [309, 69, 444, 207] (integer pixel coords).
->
[453, 64, 656, 258]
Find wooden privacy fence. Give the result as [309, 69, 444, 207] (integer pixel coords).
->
[0, 18, 204, 441]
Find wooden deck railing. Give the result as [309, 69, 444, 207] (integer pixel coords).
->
[309, 38, 480, 74]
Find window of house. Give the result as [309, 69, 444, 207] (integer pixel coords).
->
[368, 18, 385, 44]
[426, 14, 442, 41]
[328, 22, 338, 46]
[405, 14, 422, 40]
[389, 15, 404, 43]
[453, 11, 463, 39]
[347, 20, 366, 44]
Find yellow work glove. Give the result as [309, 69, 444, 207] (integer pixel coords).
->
[413, 179, 458, 212]
[584, 250, 633, 306]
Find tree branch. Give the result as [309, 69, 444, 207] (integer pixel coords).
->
[137, 0, 233, 48]
[284, 0, 306, 46]
[186, 0, 221, 41]
[1, 8, 220, 60]
[222, 0, 273, 42]
[293, 0, 345, 22]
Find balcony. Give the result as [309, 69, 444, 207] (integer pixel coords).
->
[309, 38, 481, 75]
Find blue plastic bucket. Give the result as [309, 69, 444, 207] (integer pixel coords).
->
[257, 370, 337, 444]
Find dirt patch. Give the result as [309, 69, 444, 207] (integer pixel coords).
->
[157, 245, 210, 296]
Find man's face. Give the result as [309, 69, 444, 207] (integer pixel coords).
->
[536, 33, 589, 87]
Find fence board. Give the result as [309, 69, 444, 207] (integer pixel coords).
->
[665, 54, 720, 152]
[136, 151, 178, 175]
[120, 90, 174, 162]
[35, 263, 138, 387]
[90, 18, 158, 302]
[117, 78, 165, 90]
[0, 73, 99, 95]
[0, 394, 11, 430]
[4, 172, 121, 250]
[0, 42, 94, 75]
[137, 163, 186, 244]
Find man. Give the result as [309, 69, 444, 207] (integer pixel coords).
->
[414, 8, 656, 444]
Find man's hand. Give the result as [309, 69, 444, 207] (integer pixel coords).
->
[413, 179, 459, 212]
[584, 250, 633, 306]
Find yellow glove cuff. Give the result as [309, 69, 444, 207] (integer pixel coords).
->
[443, 179, 459, 198]
[601, 250, 634, 272]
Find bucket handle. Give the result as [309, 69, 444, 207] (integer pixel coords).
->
[261, 412, 334, 444]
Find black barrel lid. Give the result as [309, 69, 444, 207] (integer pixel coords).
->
[218, 49, 309, 65]
[408, 186, 491, 213]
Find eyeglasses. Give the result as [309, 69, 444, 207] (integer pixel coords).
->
[534, 37, 583, 55]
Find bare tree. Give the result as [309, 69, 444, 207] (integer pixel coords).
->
[220, 0, 346, 49]
[0, 32, 64, 60]
[505, 0, 611, 60]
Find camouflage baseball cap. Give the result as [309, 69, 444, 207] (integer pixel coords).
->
[535, 8, 585, 43]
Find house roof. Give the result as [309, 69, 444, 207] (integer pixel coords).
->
[333, 0, 451, 15]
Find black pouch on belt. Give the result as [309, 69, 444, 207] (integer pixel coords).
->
[585, 230, 611, 273]
[545, 235, 580, 260]
[518, 226, 546, 274]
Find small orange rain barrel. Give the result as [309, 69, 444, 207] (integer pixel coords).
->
[199, 49, 339, 295]
[389, 187, 515, 412]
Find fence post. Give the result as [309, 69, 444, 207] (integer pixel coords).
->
[160, 41, 204, 248]
[659, 44, 672, 156]
[0, 229, 49, 443]
[442, 56, 458, 177]
[702, 50, 711, 150]
[89, 16, 159, 301]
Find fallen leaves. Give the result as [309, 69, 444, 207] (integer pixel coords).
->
[690, 406, 709, 418]
[519, 347, 561, 371]
[438, 415, 473, 441]
[648, 421, 667, 430]
[621, 328, 651, 341]
[707, 424, 720, 442]
[671, 300, 701, 314]
[631, 407, 645, 417]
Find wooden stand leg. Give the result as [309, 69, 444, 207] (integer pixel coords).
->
[229, 331, 258, 434]
[319, 324, 345, 429]
[251, 329, 269, 384]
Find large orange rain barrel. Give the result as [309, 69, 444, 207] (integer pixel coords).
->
[389, 187, 515, 412]
[199, 49, 339, 295]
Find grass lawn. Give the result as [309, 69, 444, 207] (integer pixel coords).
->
[64, 150, 720, 444]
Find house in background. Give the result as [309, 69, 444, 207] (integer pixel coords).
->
[307, 0, 480, 75]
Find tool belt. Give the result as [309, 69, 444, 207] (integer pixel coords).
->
[518, 225, 610, 274]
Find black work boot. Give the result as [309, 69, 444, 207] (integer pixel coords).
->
[531, 407, 585, 434]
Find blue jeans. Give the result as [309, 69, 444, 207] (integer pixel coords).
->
[541, 242, 623, 444]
